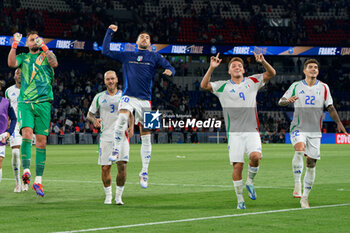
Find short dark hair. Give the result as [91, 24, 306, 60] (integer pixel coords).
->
[138, 31, 151, 39]
[304, 59, 319, 70]
[228, 57, 244, 69]
[27, 31, 39, 38]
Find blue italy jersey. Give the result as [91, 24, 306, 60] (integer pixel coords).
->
[102, 28, 175, 100]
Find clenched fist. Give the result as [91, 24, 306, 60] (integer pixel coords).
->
[109, 24, 118, 32]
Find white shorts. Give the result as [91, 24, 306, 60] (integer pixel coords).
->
[118, 95, 151, 125]
[290, 130, 321, 160]
[228, 132, 262, 163]
[0, 145, 6, 158]
[99, 136, 130, 165]
[9, 124, 22, 147]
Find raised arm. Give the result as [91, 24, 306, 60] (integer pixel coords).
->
[253, 52, 276, 82]
[101, 24, 127, 62]
[35, 37, 58, 68]
[45, 50, 58, 68]
[201, 53, 222, 92]
[8, 33, 22, 68]
[327, 104, 348, 136]
[102, 25, 117, 56]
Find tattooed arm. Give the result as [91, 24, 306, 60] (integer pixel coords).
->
[327, 104, 348, 136]
[87, 112, 102, 128]
[45, 50, 58, 68]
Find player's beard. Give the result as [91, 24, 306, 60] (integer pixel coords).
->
[138, 42, 149, 50]
[139, 45, 148, 50]
[30, 47, 39, 52]
[107, 85, 117, 93]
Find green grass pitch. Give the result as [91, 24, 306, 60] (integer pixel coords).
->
[0, 143, 349, 233]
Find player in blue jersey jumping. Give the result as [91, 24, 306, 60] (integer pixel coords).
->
[102, 24, 175, 188]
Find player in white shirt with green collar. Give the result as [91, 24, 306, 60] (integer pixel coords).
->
[5, 68, 23, 192]
[87, 70, 134, 205]
[279, 59, 348, 208]
[201, 52, 276, 209]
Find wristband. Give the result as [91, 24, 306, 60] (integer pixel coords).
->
[11, 42, 18, 49]
[42, 44, 49, 52]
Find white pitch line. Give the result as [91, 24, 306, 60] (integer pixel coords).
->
[0, 178, 289, 189]
[53, 203, 350, 233]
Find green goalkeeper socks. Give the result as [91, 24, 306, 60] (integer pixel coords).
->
[21, 138, 32, 169]
[36, 148, 46, 176]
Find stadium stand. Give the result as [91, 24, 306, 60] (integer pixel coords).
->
[1, 0, 349, 45]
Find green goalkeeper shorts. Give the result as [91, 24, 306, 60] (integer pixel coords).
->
[18, 101, 51, 136]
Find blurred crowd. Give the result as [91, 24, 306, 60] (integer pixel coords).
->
[1, 0, 349, 45]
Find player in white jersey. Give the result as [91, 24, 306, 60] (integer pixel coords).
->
[87, 70, 134, 205]
[5, 68, 24, 192]
[201, 53, 276, 209]
[279, 59, 348, 208]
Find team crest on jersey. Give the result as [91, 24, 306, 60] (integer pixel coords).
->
[299, 90, 305, 94]
[245, 84, 250, 89]
[316, 91, 321, 95]
[137, 56, 143, 61]
[38, 55, 44, 62]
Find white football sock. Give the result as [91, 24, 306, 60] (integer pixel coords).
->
[12, 148, 21, 184]
[34, 176, 42, 184]
[104, 186, 112, 196]
[113, 113, 129, 154]
[233, 180, 244, 203]
[246, 165, 259, 185]
[116, 186, 124, 198]
[303, 167, 315, 198]
[292, 151, 304, 184]
[141, 134, 152, 173]
[0, 168, 2, 182]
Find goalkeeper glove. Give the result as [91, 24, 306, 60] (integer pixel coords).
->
[35, 36, 49, 52]
[12, 32, 22, 49]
